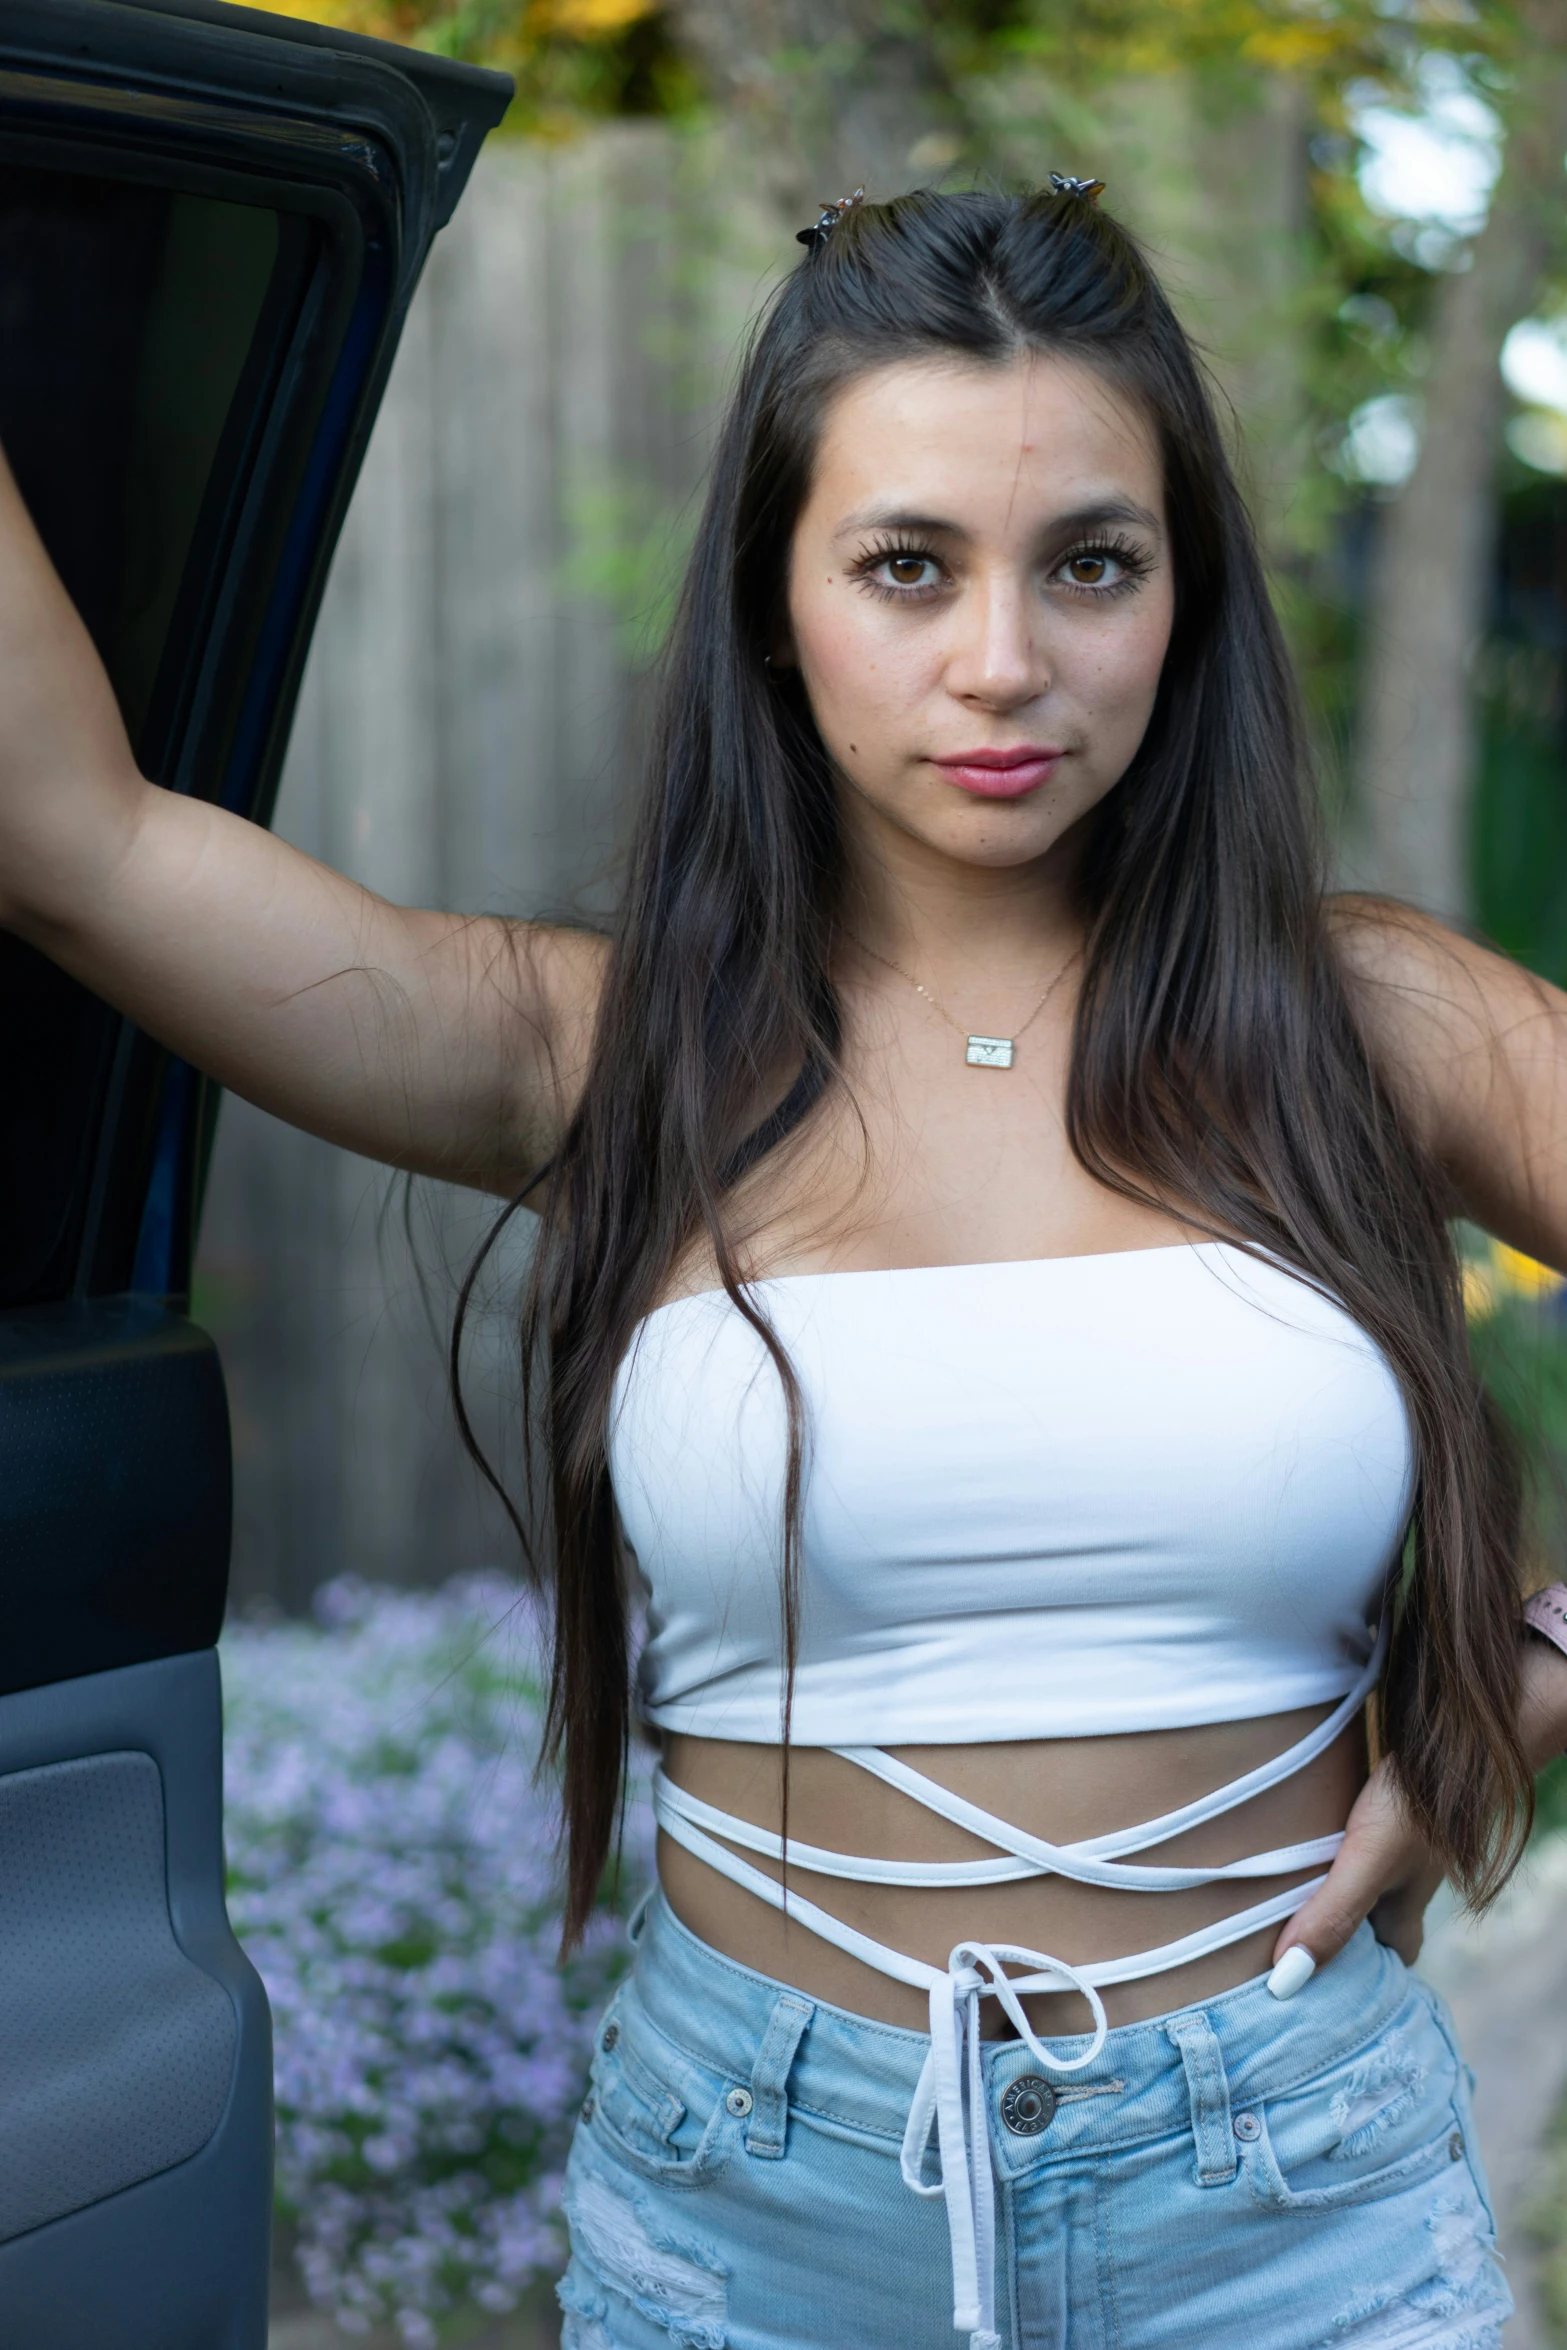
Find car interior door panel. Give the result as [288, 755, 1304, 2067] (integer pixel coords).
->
[0, 1657, 268, 2347]
[0, 1302, 229, 1700]
[0, 6, 510, 2342]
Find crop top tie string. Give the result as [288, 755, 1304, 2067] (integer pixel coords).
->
[652, 1622, 1386, 2350]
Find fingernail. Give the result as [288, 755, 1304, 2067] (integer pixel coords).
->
[1267, 1947, 1317, 2001]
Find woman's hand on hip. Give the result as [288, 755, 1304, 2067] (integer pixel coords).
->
[1271, 1632, 1567, 1991]
[1269, 1758, 1445, 1984]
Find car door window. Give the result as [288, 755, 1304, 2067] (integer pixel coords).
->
[0, 169, 313, 1308]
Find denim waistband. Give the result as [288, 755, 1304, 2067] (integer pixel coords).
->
[624, 1889, 1422, 2185]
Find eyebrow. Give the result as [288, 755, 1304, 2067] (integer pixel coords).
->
[832, 497, 1164, 542]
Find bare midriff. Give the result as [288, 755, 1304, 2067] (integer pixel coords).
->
[657, 1709, 1368, 2039]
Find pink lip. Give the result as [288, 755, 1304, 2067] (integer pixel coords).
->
[930, 745, 1065, 800]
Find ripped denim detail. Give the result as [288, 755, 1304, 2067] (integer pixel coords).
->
[1328, 2050, 1428, 2162]
[561, 2318, 618, 2350]
[561, 2162, 728, 2349]
[1330, 2186, 1511, 2349]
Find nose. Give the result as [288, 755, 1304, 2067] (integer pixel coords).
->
[945, 571, 1048, 711]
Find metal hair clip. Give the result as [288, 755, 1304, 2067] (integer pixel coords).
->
[796, 186, 866, 250]
[1048, 172, 1106, 203]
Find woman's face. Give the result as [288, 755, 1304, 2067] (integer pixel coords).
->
[782, 351, 1175, 879]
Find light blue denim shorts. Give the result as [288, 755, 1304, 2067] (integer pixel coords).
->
[559, 1891, 1510, 2350]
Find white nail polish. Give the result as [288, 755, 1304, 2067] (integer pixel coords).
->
[1267, 1946, 1317, 2001]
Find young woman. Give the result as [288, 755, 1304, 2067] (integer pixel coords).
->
[4, 179, 1567, 2349]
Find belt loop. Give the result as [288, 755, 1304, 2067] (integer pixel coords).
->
[746, 1991, 814, 2159]
[1164, 2012, 1236, 2187]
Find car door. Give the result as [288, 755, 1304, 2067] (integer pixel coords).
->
[0, 7, 509, 2343]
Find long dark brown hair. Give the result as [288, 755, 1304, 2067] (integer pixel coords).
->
[455, 183, 1532, 1947]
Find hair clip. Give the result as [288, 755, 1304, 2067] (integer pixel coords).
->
[1048, 172, 1106, 203]
[796, 187, 866, 250]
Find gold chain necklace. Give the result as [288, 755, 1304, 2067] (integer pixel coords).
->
[849, 934, 1076, 1069]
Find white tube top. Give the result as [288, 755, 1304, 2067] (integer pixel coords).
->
[611, 1243, 1412, 1745]
[608, 1245, 1414, 2350]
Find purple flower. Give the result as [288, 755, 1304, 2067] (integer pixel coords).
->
[223, 1575, 653, 2339]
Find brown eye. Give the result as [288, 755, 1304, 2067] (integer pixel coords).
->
[1066, 553, 1109, 585]
[858, 547, 943, 597]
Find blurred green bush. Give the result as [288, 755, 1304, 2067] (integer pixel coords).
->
[1463, 1235, 1567, 1836]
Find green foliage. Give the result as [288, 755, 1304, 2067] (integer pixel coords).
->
[1472, 469, 1567, 987]
[224, 1577, 653, 2343]
[1536, 1751, 1567, 1840]
[1459, 1242, 1567, 1852]
[1474, 686, 1567, 990]
[989, 0, 1485, 87]
[1467, 1288, 1567, 1569]
[556, 469, 696, 666]
[242, 1, 698, 136]
[1495, 1312, 1567, 2317]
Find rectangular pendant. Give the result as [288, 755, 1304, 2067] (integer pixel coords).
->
[965, 1035, 1014, 1069]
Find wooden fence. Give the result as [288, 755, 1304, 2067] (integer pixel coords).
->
[196, 127, 727, 1610]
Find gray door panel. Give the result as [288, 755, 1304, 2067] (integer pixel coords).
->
[0, 1651, 271, 2350]
[0, 1753, 237, 2241]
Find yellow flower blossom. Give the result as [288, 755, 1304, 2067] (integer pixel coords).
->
[1494, 1242, 1565, 1300]
[539, 0, 655, 31]
[240, 0, 656, 45]
[239, 0, 419, 33]
[1464, 1238, 1564, 1321]
[1463, 1259, 1500, 1322]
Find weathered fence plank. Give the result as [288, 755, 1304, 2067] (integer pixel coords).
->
[197, 130, 706, 1609]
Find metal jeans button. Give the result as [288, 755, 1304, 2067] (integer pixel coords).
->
[1233, 2111, 1262, 2142]
[1450, 2130, 1464, 2161]
[602, 2022, 618, 2053]
[1000, 2076, 1058, 2135]
[725, 2086, 754, 2118]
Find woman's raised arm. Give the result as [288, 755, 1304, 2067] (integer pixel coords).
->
[0, 446, 603, 1193]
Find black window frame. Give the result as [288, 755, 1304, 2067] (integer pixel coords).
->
[0, 1, 510, 1312]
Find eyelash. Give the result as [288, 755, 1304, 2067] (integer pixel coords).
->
[851, 532, 1154, 604]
